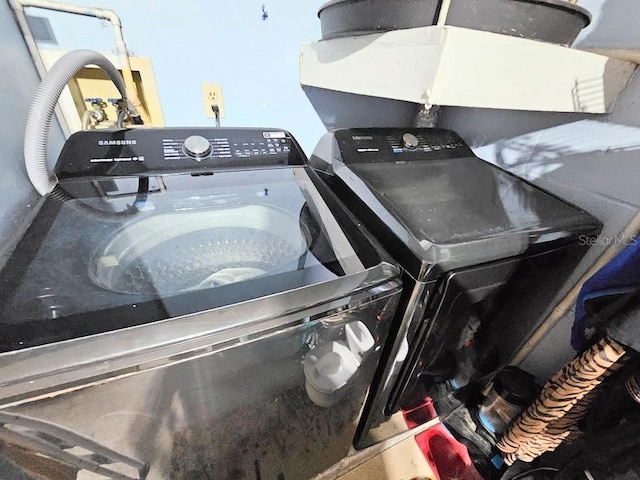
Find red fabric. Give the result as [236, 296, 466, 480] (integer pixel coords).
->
[404, 398, 484, 480]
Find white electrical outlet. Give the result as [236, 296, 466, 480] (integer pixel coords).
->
[201, 83, 225, 118]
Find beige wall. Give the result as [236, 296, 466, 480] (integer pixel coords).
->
[40, 50, 165, 131]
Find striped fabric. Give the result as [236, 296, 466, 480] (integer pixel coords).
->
[497, 337, 627, 465]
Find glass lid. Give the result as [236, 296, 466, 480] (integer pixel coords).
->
[0, 167, 375, 351]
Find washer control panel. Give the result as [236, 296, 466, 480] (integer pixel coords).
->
[55, 127, 305, 180]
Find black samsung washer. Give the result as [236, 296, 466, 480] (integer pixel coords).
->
[0, 127, 403, 480]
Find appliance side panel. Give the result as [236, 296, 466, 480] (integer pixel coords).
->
[393, 242, 591, 414]
[437, 0, 640, 379]
[302, 86, 418, 131]
[0, 3, 65, 265]
[3, 288, 400, 480]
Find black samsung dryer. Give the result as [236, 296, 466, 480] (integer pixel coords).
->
[309, 127, 601, 448]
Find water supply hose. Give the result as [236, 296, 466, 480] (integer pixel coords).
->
[24, 49, 127, 196]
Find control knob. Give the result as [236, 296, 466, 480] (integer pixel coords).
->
[183, 135, 212, 160]
[402, 132, 419, 149]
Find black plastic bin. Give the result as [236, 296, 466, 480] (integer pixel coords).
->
[318, 0, 591, 46]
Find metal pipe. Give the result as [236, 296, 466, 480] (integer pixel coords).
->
[8, 0, 151, 125]
[0, 427, 141, 480]
[511, 212, 640, 366]
[0, 411, 147, 472]
[81, 109, 93, 130]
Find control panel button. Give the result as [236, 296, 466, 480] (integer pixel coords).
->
[402, 133, 419, 149]
[183, 135, 212, 160]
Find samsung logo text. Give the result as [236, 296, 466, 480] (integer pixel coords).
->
[98, 140, 137, 146]
[352, 135, 374, 141]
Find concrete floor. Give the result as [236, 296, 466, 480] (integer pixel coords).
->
[337, 437, 434, 480]
[0, 413, 437, 480]
[5, 369, 438, 480]
[312, 414, 439, 480]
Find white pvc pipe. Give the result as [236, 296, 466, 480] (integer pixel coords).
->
[9, 0, 72, 136]
[9, 0, 150, 124]
[436, 0, 452, 26]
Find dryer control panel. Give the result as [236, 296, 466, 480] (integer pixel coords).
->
[55, 127, 306, 180]
[333, 128, 473, 164]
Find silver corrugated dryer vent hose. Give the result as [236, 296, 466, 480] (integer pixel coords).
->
[24, 49, 127, 196]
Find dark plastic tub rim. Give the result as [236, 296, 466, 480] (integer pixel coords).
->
[317, 0, 592, 28]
